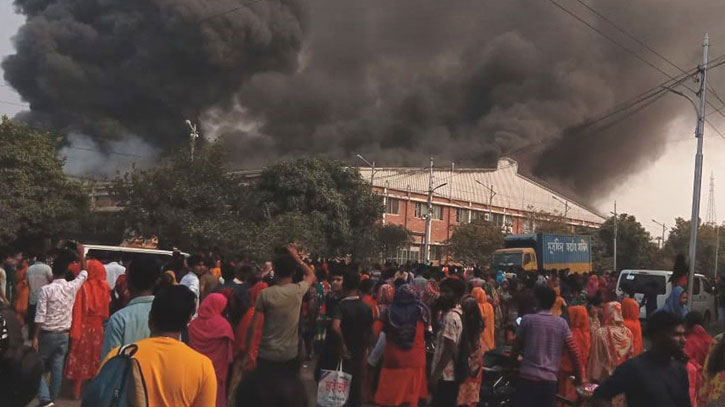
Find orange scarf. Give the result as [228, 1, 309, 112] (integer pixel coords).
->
[621, 298, 643, 356]
[70, 260, 110, 340]
[472, 287, 495, 351]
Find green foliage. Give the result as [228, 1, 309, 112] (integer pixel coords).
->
[113, 142, 252, 253]
[448, 218, 504, 266]
[115, 152, 383, 260]
[664, 218, 722, 276]
[256, 157, 383, 258]
[598, 213, 657, 271]
[376, 224, 412, 260]
[0, 117, 88, 248]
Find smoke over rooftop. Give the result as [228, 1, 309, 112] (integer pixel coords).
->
[5, 0, 725, 197]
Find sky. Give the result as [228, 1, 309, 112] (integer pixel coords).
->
[2, 2, 725, 240]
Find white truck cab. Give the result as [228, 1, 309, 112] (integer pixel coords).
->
[615, 269, 716, 324]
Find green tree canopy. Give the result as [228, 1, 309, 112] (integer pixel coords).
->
[376, 224, 412, 260]
[0, 117, 88, 248]
[448, 218, 504, 266]
[598, 213, 658, 271]
[113, 142, 251, 253]
[255, 157, 382, 258]
[664, 218, 722, 276]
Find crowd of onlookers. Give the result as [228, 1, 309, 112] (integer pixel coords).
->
[3, 244, 725, 407]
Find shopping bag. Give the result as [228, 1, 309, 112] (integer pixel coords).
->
[316, 360, 352, 407]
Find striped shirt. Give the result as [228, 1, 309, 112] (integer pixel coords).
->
[516, 311, 582, 382]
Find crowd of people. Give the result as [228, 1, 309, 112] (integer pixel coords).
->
[3, 244, 725, 407]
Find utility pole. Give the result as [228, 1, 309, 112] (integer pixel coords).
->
[423, 157, 447, 263]
[652, 219, 666, 249]
[612, 201, 618, 273]
[552, 195, 570, 218]
[475, 180, 496, 221]
[185, 120, 199, 161]
[686, 34, 709, 309]
[356, 153, 376, 188]
[716, 222, 721, 276]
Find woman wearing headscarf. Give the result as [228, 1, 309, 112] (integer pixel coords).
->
[558, 306, 590, 403]
[374, 284, 429, 407]
[457, 296, 485, 407]
[13, 258, 29, 326]
[229, 280, 267, 407]
[588, 302, 634, 407]
[585, 274, 599, 298]
[472, 287, 495, 351]
[373, 284, 394, 339]
[551, 286, 567, 317]
[684, 311, 712, 407]
[621, 297, 643, 356]
[660, 286, 689, 318]
[64, 259, 110, 399]
[190, 293, 235, 407]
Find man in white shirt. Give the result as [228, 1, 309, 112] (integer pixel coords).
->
[103, 253, 126, 290]
[179, 254, 204, 299]
[27, 252, 53, 330]
[34, 244, 88, 407]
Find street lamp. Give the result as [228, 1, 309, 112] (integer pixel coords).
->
[474, 180, 496, 222]
[185, 120, 199, 161]
[551, 195, 570, 218]
[652, 219, 666, 249]
[356, 153, 376, 187]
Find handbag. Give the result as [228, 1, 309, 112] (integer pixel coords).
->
[316, 360, 352, 407]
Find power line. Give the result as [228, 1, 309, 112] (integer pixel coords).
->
[574, 0, 725, 117]
[547, 0, 725, 136]
[61, 145, 149, 158]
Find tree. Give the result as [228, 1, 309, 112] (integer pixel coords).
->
[255, 157, 383, 259]
[0, 117, 88, 249]
[113, 142, 252, 254]
[598, 213, 656, 271]
[376, 224, 412, 260]
[664, 218, 722, 276]
[448, 218, 504, 266]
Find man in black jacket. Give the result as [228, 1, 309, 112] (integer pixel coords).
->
[592, 310, 690, 407]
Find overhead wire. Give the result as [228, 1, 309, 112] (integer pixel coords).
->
[547, 0, 725, 138]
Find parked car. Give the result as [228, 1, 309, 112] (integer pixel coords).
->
[615, 269, 716, 324]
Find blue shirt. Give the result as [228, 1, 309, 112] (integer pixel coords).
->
[101, 295, 154, 358]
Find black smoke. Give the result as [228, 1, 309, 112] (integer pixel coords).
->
[6, 0, 725, 197]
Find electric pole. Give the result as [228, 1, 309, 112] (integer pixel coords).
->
[185, 120, 199, 161]
[423, 157, 447, 263]
[612, 201, 618, 273]
[652, 219, 666, 249]
[687, 34, 710, 309]
[356, 153, 376, 189]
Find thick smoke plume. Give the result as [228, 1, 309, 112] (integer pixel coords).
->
[6, 0, 725, 197]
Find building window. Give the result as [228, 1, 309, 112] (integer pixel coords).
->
[471, 211, 484, 222]
[523, 218, 534, 233]
[456, 208, 470, 223]
[385, 198, 400, 215]
[430, 245, 443, 261]
[414, 203, 443, 220]
[492, 213, 504, 227]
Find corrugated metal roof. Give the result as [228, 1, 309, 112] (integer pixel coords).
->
[358, 157, 605, 224]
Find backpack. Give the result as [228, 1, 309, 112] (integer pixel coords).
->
[82, 344, 148, 407]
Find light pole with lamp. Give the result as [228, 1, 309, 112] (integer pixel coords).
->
[652, 220, 666, 249]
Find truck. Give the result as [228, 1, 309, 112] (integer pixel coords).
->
[491, 233, 592, 274]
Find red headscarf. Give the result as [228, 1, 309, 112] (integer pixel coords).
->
[621, 298, 643, 356]
[70, 259, 110, 340]
[685, 325, 713, 367]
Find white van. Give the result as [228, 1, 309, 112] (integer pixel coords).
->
[83, 244, 189, 264]
[615, 269, 716, 324]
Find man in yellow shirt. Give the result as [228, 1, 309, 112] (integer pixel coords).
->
[103, 285, 216, 407]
